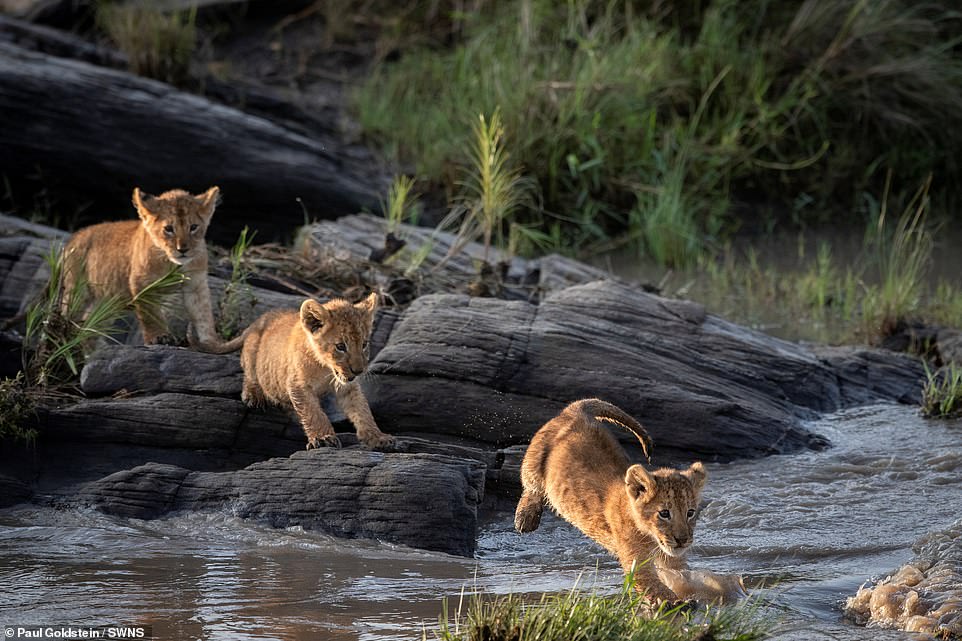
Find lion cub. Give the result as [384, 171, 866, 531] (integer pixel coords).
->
[239, 293, 395, 450]
[62, 186, 224, 349]
[515, 398, 706, 603]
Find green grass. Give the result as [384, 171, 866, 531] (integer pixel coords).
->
[96, 1, 198, 85]
[217, 226, 257, 340]
[630, 176, 962, 346]
[381, 175, 422, 233]
[356, 0, 962, 265]
[428, 578, 768, 641]
[921, 362, 962, 419]
[445, 108, 535, 263]
[860, 175, 934, 341]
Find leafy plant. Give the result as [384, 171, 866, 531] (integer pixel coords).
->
[217, 226, 257, 340]
[96, 1, 198, 85]
[448, 108, 535, 263]
[921, 361, 962, 419]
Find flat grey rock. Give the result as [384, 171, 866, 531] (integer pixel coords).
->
[59, 451, 486, 556]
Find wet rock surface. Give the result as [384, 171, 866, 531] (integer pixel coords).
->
[52, 451, 486, 557]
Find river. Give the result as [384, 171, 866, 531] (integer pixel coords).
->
[1, 403, 959, 640]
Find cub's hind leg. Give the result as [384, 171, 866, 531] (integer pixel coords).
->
[240, 330, 266, 407]
[515, 444, 549, 533]
[515, 488, 546, 533]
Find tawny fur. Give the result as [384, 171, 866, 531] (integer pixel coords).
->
[61, 186, 227, 350]
[515, 398, 706, 603]
[239, 293, 394, 450]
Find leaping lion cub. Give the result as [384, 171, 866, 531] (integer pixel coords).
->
[61, 186, 226, 350]
[515, 399, 706, 604]
[236, 294, 395, 450]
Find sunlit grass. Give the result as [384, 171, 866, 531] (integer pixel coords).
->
[217, 226, 257, 340]
[428, 578, 768, 641]
[921, 362, 962, 419]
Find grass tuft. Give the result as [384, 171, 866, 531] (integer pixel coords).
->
[381, 175, 422, 233]
[921, 362, 962, 419]
[860, 174, 933, 341]
[429, 577, 768, 641]
[447, 108, 536, 263]
[96, 1, 198, 85]
[217, 226, 257, 340]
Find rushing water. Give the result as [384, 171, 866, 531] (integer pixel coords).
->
[1, 404, 960, 640]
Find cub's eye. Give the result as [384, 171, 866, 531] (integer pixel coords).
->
[189, 223, 199, 233]
[163, 225, 174, 236]
[335, 342, 347, 353]
[687, 509, 696, 519]
[658, 509, 671, 520]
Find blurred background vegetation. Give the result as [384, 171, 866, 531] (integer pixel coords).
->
[351, 0, 962, 265]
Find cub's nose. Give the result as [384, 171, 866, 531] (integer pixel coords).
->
[675, 534, 690, 547]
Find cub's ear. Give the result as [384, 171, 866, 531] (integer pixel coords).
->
[625, 464, 656, 502]
[132, 187, 156, 222]
[196, 186, 221, 221]
[684, 461, 707, 493]
[355, 292, 378, 316]
[299, 299, 327, 333]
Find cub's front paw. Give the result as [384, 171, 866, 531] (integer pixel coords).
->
[360, 432, 396, 450]
[307, 434, 342, 449]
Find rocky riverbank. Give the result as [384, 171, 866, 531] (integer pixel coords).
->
[0, 212, 929, 557]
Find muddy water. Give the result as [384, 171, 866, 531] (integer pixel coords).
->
[1, 404, 960, 640]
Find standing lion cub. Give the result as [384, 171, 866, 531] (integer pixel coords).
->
[515, 398, 706, 604]
[61, 186, 225, 350]
[237, 293, 395, 450]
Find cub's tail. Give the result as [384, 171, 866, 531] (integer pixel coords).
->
[568, 398, 653, 462]
[191, 327, 248, 354]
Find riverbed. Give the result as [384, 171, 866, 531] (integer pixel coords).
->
[1, 403, 959, 640]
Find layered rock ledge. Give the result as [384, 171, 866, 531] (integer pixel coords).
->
[0, 213, 927, 555]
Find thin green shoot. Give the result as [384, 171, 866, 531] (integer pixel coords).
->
[921, 361, 962, 419]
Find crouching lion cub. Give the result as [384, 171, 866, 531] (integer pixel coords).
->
[237, 293, 395, 450]
[515, 398, 706, 604]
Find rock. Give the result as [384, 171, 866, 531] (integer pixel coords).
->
[366, 281, 923, 461]
[59, 451, 486, 556]
[0, 234, 55, 318]
[81, 345, 244, 397]
[813, 346, 926, 406]
[0, 14, 127, 68]
[937, 328, 962, 366]
[301, 213, 617, 299]
[0, 42, 388, 245]
[0, 474, 31, 507]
